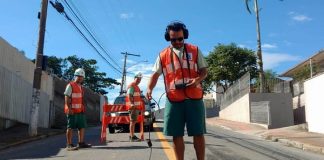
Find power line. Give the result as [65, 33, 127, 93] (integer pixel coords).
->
[62, 0, 122, 70]
[50, 1, 122, 75]
[99, 0, 135, 53]
[66, 14, 122, 75]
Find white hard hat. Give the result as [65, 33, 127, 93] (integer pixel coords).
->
[134, 72, 143, 78]
[74, 68, 85, 77]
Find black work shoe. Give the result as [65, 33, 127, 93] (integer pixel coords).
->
[129, 135, 141, 142]
[66, 144, 78, 151]
[77, 142, 92, 148]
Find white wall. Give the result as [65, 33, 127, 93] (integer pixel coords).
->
[292, 93, 305, 109]
[219, 94, 250, 123]
[219, 92, 293, 128]
[304, 73, 324, 134]
[41, 72, 54, 100]
[0, 37, 53, 128]
[0, 37, 35, 84]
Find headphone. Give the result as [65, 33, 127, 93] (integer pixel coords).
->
[164, 21, 189, 41]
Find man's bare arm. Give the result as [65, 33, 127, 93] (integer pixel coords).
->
[65, 96, 72, 114]
[146, 72, 160, 100]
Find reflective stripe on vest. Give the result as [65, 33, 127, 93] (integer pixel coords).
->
[64, 82, 85, 114]
[160, 43, 203, 102]
[125, 101, 141, 106]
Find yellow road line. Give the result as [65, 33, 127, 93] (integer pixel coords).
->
[153, 123, 176, 160]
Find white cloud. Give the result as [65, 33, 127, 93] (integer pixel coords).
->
[268, 33, 278, 38]
[293, 15, 312, 22]
[289, 12, 312, 22]
[120, 13, 134, 19]
[126, 59, 137, 65]
[283, 40, 292, 46]
[288, 11, 295, 15]
[263, 52, 301, 69]
[262, 43, 277, 50]
[238, 44, 247, 48]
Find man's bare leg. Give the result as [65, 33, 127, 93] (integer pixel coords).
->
[193, 135, 205, 160]
[173, 136, 185, 160]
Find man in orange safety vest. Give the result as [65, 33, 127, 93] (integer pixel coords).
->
[64, 68, 92, 151]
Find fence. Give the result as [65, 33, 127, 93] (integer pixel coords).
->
[252, 76, 291, 94]
[0, 65, 50, 128]
[220, 72, 250, 110]
[0, 37, 101, 128]
[219, 72, 292, 109]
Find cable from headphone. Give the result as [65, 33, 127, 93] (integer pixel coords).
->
[146, 96, 163, 160]
[146, 97, 161, 147]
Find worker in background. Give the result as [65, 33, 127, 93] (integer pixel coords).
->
[126, 72, 144, 142]
[64, 68, 92, 150]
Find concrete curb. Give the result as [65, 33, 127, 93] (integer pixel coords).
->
[207, 121, 324, 155]
[261, 134, 324, 154]
[0, 130, 65, 151]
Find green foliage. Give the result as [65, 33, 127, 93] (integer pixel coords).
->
[43, 55, 119, 94]
[47, 56, 66, 77]
[62, 55, 120, 94]
[292, 66, 316, 82]
[252, 69, 279, 93]
[203, 43, 257, 92]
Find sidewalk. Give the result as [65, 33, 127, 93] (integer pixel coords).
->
[206, 117, 324, 154]
[0, 124, 65, 151]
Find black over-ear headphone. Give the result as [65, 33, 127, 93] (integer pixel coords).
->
[164, 21, 189, 41]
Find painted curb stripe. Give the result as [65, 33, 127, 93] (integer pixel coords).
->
[153, 123, 176, 160]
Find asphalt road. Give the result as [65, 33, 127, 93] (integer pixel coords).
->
[1, 121, 324, 160]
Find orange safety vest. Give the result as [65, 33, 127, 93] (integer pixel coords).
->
[64, 81, 85, 114]
[125, 82, 142, 109]
[159, 43, 203, 102]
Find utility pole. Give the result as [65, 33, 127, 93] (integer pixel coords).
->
[29, 0, 48, 136]
[120, 52, 140, 95]
[245, 0, 265, 93]
[254, 0, 265, 93]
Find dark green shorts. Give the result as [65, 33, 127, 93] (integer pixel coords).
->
[66, 113, 87, 129]
[163, 99, 206, 137]
[129, 110, 139, 122]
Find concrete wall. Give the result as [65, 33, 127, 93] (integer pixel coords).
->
[0, 37, 54, 129]
[293, 93, 305, 109]
[219, 94, 250, 123]
[304, 73, 324, 134]
[250, 93, 294, 129]
[219, 92, 293, 128]
[292, 93, 306, 124]
[0, 37, 34, 84]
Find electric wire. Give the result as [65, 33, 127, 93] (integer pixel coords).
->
[60, 11, 122, 75]
[99, 0, 135, 53]
[62, 0, 122, 70]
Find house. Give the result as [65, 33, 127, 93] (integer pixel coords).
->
[281, 49, 324, 134]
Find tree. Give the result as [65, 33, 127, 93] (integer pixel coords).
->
[252, 69, 278, 92]
[46, 56, 66, 77]
[63, 55, 120, 94]
[292, 66, 317, 82]
[203, 43, 257, 93]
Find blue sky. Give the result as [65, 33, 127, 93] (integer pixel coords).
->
[1, 0, 324, 104]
